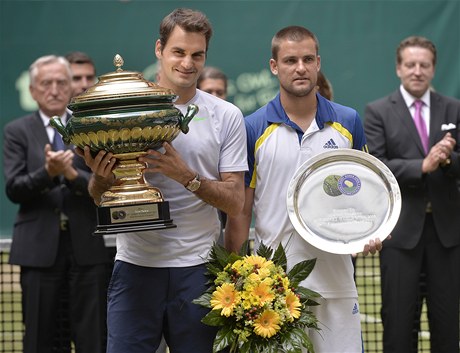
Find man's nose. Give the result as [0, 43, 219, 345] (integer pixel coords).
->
[50, 82, 60, 95]
[296, 60, 307, 72]
[414, 64, 422, 75]
[82, 77, 90, 89]
[182, 55, 194, 69]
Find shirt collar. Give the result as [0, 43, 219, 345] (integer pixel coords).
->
[399, 85, 431, 108]
[266, 93, 332, 129]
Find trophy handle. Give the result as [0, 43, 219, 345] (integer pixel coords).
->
[179, 104, 199, 134]
[49, 116, 71, 144]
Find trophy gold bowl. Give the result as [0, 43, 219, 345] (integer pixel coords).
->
[50, 54, 198, 235]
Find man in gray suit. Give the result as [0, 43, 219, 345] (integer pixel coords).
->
[3, 55, 110, 353]
[364, 36, 460, 352]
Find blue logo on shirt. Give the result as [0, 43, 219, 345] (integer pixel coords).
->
[323, 138, 338, 149]
[352, 303, 359, 315]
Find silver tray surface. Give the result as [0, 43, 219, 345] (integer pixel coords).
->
[286, 149, 401, 254]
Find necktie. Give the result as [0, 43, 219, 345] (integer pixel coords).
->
[52, 131, 65, 151]
[413, 100, 429, 154]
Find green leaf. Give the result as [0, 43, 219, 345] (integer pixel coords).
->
[281, 327, 315, 353]
[287, 258, 316, 287]
[207, 261, 226, 276]
[263, 342, 279, 353]
[256, 242, 273, 259]
[201, 309, 227, 327]
[239, 341, 252, 353]
[238, 239, 251, 256]
[272, 243, 287, 271]
[192, 292, 212, 308]
[296, 287, 321, 303]
[302, 298, 321, 307]
[297, 310, 320, 330]
[228, 252, 243, 264]
[210, 243, 233, 268]
[213, 325, 237, 353]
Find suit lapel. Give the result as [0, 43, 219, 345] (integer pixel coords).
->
[31, 111, 50, 147]
[390, 91, 426, 155]
[429, 92, 446, 146]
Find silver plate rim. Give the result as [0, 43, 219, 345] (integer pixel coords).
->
[286, 149, 401, 254]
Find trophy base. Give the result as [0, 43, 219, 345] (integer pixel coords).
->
[94, 200, 176, 235]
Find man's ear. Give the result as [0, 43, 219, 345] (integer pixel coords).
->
[155, 39, 162, 60]
[269, 59, 278, 75]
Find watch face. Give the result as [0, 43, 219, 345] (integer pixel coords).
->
[187, 179, 201, 192]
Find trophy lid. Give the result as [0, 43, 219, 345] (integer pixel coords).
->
[68, 54, 176, 111]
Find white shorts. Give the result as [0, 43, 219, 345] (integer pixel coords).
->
[305, 297, 362, 353]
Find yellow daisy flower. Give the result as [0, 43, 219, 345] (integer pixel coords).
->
[245, 255, 269, 268]
[240, 287, 256, 309]
[210, 283, 240, 317]
[282, 276, 291, 290]
[245, 255, 274, 270]
[285, 290, 301, 319]
[247, 272, 261, 283]
[231, 260, 244, 273]
[252, 279, 275, 305]
[256, 267, 270, 279]
[253, 310, 281, 338]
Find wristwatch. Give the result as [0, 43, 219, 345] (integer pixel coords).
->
[185, 173, 201, 192]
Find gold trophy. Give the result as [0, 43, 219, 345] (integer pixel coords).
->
[51, 55, 198, 234]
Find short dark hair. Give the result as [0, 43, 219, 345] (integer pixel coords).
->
[271, 25, 319, 60]
[396, 36, 437, 66]
[64, 51, 95, 66]
[159, 8, 213, 53]
[197, 66, 228, 91]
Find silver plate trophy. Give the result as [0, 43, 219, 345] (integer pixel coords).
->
[286, 149, 401, 254]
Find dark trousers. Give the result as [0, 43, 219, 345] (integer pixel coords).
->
[380, 214, 460, 353]
[107, 261, 218, 353]
[20, 231, 109, 353]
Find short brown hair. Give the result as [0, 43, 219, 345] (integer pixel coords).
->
[159, 8, 213, 53]
[396, 36, 437, 66]
[197, 66, 228, 91]
[64, 51, 95, 66]
[271, 25, 319, 60]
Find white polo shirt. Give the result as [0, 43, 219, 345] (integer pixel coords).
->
[245, 93, 367, 298]
[115, 90, 248, 268]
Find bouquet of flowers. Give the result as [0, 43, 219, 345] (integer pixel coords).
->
[193, 242, 321, 353]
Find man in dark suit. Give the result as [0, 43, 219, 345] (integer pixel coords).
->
[3, 55, 110, 353]
[364, 36, 460, 353]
